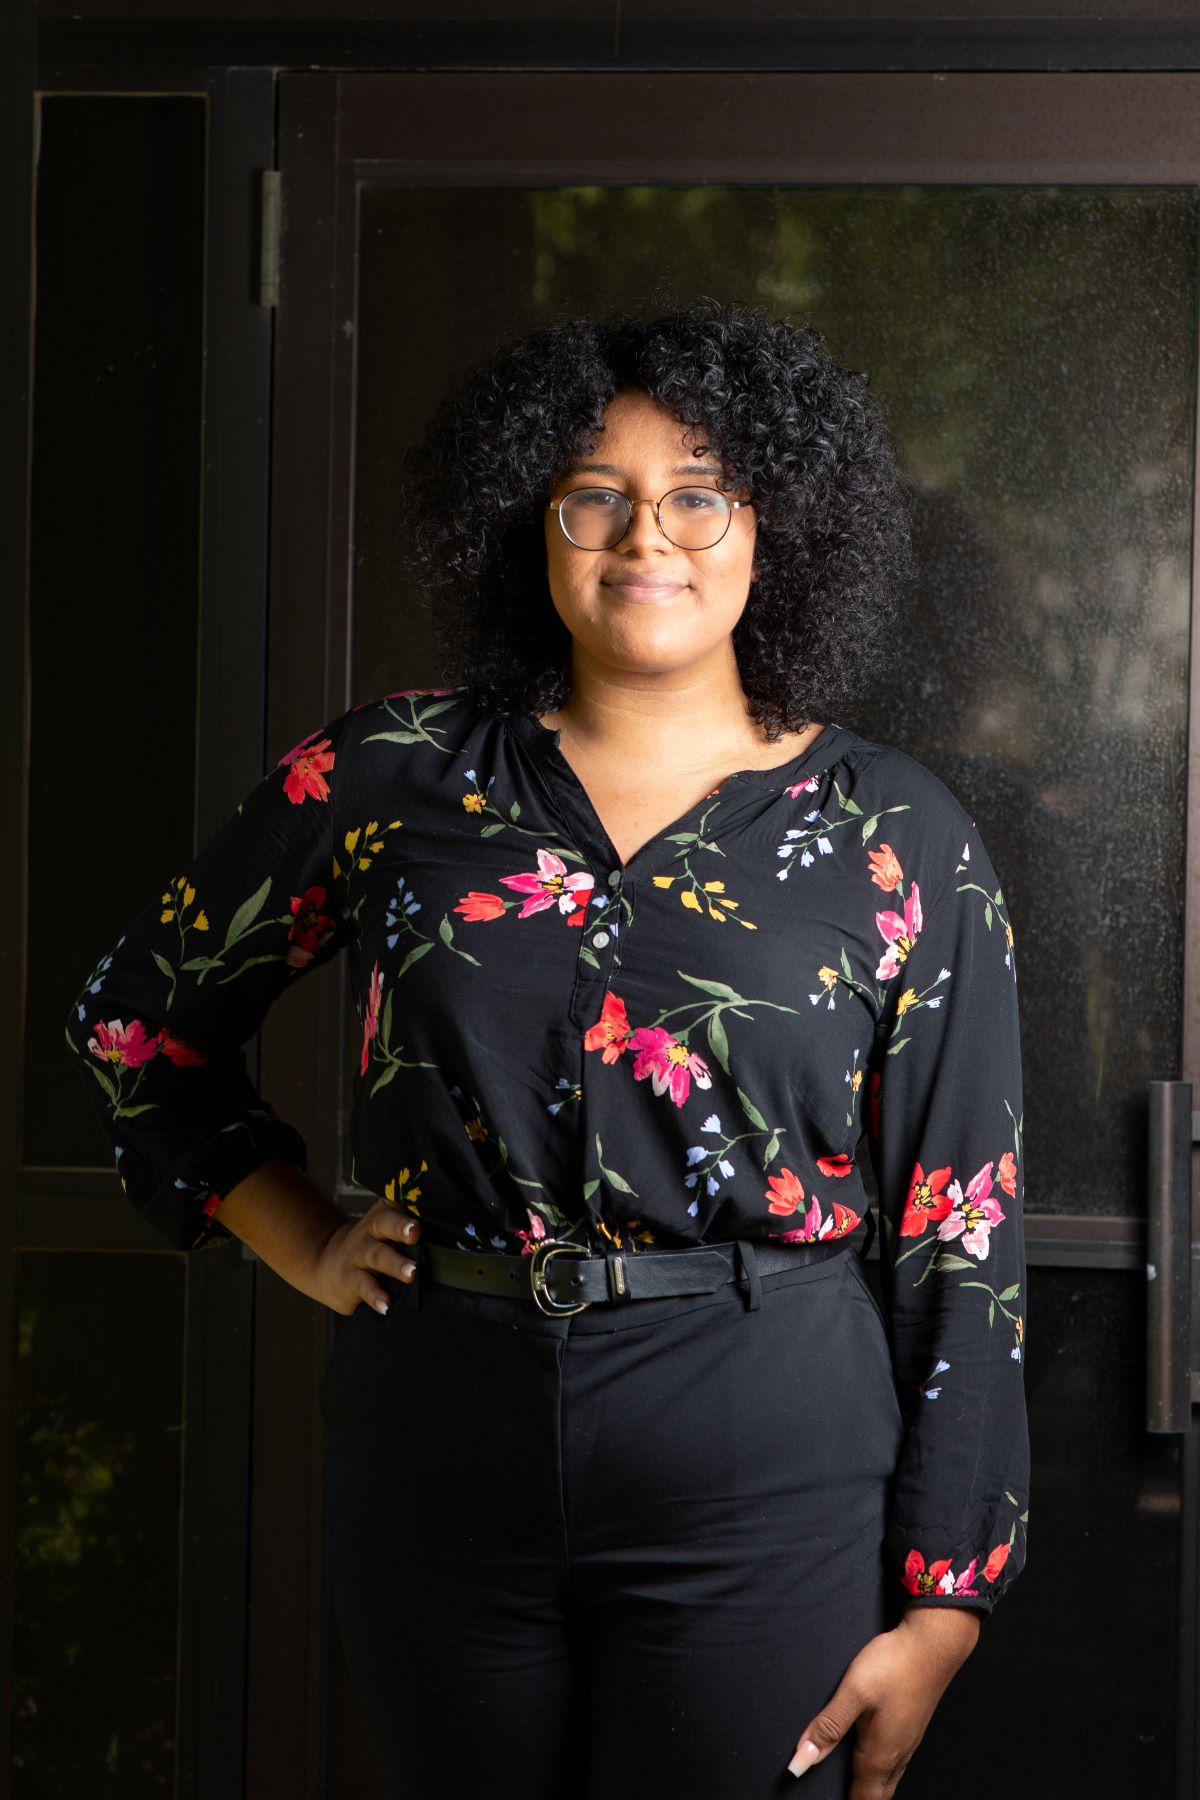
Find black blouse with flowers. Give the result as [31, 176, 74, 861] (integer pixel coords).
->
[64, 684, 1029, 1618]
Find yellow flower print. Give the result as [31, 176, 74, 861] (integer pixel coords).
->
[160, 874, 209, 931]
[332, 818, 402, 879]
[597, 1215, 656, 1252]
[896, 987, 918, 1016]
[653, 874, 758, 929]
[465, 1114, 489, 1144]
[462, 790, 485, 814]
[384, 1158, 428, 1215]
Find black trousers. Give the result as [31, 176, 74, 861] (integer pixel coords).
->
[319, 1238, 905, 1800]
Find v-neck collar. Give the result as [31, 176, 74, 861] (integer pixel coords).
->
[504, 709, 860, 879]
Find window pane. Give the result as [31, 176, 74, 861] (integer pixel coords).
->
[11, 1251, 185, 1795]
[353, 182, 1195, 1220]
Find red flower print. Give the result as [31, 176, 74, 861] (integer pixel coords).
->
[816, 1151, 855, 1178]
[360, 959, 383, 1076]
[279, 733, 335, 805]
[784, 773, 821, 799]
[875, 881, 923, 981]
[902, 1548, 980, 1599]
[901, 1161, 954, 1237]
[936, 1160, 1006, 1260]
[627, 1025, 712, 1107]
[454, 891, 508, 922]
[996, 1150, 1018, 1197]
[499, 848, 595, 925]
[766, 1171, 861, 1241]
[866, 843, 904, 891]
[157, 1029, 207, 1068]
[766, 1167, 806, 1214]
[86, 1017, 160, 1069]
[983, 1541, 1011, 1582]
[583, 992, 634, 1064]
[287, 884, 340, 970]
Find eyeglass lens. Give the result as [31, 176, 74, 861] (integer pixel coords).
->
[557, 486, 733, 550]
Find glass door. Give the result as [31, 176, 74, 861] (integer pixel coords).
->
[268, 71, 1200, 1798]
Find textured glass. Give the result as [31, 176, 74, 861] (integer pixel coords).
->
[11, 1252, 185, 1796]
[25, 96, 205, 1171]
[354, 183, 1194, 1220]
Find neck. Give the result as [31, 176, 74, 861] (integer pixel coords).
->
[550, 656, 773, 767]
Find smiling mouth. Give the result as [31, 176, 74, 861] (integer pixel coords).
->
[603, 577, 687, 596]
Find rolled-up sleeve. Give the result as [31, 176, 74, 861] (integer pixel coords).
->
[864, 814, 1029, 1618]
[63, 707, 359, 1251]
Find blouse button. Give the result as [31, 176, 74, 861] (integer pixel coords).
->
[592, 930, 610, 948]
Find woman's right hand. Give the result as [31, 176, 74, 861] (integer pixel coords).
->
[310, 1197, 422, 1316]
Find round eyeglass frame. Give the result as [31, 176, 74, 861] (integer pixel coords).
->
[547, 485, 753, 551]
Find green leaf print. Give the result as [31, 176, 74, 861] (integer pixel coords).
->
[737, 1088, 768, 1131]
[707, 1009, 730, 1072]
[224, 877, 272, 949]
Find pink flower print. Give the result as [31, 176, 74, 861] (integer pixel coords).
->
[875, 881, 923, 981]
[784, 774, 822, 799]
[360, 959, 383, 1076]
[936, 1159, 1006, 1259]
[87, 1017, 160, 1069]
[279, 732, 335, 806]
[513, 1209, 549, 1257]
[499, 849, 595, 926]
[902, 1549, 980, 1599]
[626, 1026, 712, 1107]
[765, 1171, 861, 1241]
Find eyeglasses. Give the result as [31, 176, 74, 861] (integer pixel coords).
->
[548, 485, 753, 552]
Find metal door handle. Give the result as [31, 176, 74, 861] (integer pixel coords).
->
[1146, 1079, 1195, 1432]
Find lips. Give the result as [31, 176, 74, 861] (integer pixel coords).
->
[604, 577, 687, 598]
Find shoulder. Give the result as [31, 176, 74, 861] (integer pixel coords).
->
[278, 685, 488, 771]
[832, 734, 985, 912]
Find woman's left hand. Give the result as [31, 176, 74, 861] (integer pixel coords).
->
[786, 1605, 982, 1794]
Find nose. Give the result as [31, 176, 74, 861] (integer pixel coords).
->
[617, 497, 672, 550]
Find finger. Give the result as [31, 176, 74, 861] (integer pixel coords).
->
[787, 1695, 861, 1779]
[356, 1270, 396, 1316]
[371, 1198, 422, 1245]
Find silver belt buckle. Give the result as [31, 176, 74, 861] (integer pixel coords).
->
[529, 1239, 593, 1315]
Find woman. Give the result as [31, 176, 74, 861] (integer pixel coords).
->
[64, 299, 1029, 1799]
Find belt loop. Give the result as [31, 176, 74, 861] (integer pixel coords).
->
[736, 1240, 763, 1311]
[858, 1208, 878, 1262]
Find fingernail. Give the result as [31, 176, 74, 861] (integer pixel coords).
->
[374, 1298, 390, 1315]
[788, 1742, 821, 1778]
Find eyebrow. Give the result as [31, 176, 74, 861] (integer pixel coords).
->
[560, 461, 725, 479]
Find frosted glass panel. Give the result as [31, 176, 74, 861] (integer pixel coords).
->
[352, 184, 1195, 1219]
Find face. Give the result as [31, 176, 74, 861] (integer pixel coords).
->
[543, 388, 758, 684]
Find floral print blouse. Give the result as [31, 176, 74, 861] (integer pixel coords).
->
[64, 685, 1029, 1619]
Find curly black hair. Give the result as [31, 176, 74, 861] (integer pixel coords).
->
[397, 296, 916, 741]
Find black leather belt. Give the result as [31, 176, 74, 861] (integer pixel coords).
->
[421, 1212, 875, 1316]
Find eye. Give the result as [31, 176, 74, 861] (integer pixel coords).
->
[573, 488, 623, 509]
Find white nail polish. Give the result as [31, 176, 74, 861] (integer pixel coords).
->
[375, 1298, 390, 1315]
[788, 1741, 820, 1778]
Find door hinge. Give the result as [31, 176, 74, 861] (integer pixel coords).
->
[258, 169, 281, 309]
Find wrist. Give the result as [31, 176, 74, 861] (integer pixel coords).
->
[898, 1602, 982, 1658]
